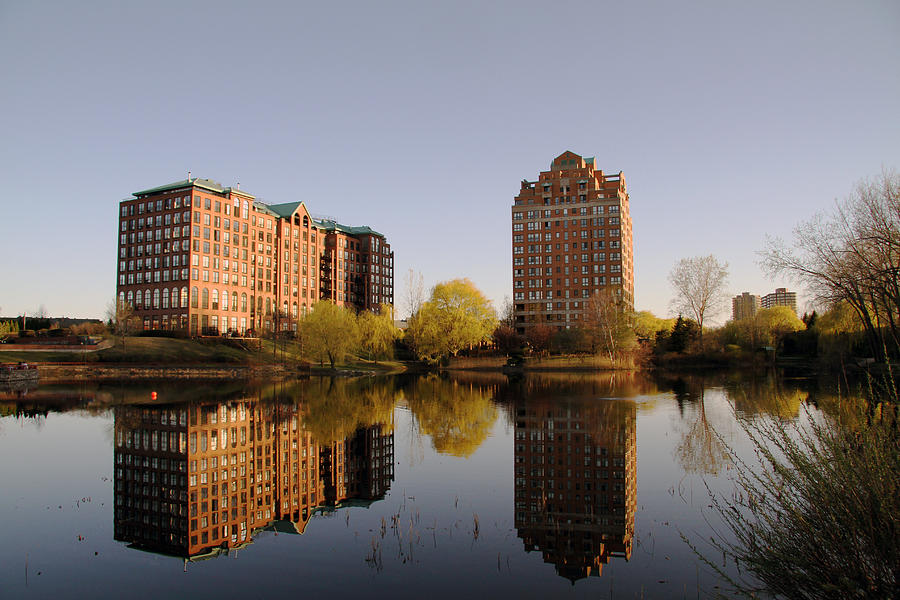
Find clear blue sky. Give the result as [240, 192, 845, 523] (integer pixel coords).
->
[1, 0, 898, 321]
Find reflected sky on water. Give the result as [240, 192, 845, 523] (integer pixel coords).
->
[0, 372, 834, 598]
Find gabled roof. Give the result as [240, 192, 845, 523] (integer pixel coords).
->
[266, 201, 310, 219]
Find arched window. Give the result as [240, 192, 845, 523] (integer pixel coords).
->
[202, 288, 209, 309]
[211, 289, 219, 310]
[241, 293, 247, 312]
[153, 288, 160, 309]
[241, 200, 249, 219]
[303, 215, 309, 227]
[119, 291, 125, 306]
[162, 289, 169, 309]
[232, 292, 238, 311]
[292, 302, 298, 318]
[301, 303, 307, 316]
[135, 290, 143, 309]
[172, 288, 179, 308]
[191, 287, 199, 308]
[127, 290, 133, 306]
[181, 287, 188, 308]
[265, 298, 271, 315]
[221, 290, 228, 311]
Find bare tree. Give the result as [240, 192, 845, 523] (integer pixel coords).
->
[106, 298, 137, 352]
[762, 170, 900, 364]
[668, 255, 729, 338]
[498, 295, 515, 328]
[583, 289, 635, 363]
[403, 268, 425, 319]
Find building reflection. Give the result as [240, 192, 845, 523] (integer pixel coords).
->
[513, 396, 636, 582]
[113, 399, 393, 559]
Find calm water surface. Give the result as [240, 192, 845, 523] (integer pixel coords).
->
[0, 372, 835, 599]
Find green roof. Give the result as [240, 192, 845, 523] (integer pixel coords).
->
[312, 218, 384, 237]
[133, 178, 255, 199]
[265, 201, 308, 218]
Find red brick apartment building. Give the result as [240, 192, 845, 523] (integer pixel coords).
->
[512, 152, 633, 334]
[116, 178, 393, 336]
[113, 401, 394, 558]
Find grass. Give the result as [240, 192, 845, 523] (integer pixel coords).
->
[2, 336, 405, 373]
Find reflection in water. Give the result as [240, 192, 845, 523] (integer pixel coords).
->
[404, 375, 499, 457]
[113, 397, 394, 559]
[513, 393, 636, 582]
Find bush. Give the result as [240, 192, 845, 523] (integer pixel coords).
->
[693, 398, 900, 598]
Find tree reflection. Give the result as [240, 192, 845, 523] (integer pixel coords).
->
[404, 375, 498, 457]
[295, 378, 397, 445]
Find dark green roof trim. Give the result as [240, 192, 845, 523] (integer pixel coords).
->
[132, 178, 255, 199]
[312, 218, 384, 238]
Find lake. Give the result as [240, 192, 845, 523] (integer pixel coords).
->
[0, 371, 839, 599]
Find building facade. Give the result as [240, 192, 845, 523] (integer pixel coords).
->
[761, 287, 797, 314]
[113, 398, 394, 558]
[732, 292, 761, 321]
[116, 178, 393, 337]
[512, 152, 633, 334]
[513, 396, 636, 581]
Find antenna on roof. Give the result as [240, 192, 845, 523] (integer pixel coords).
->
[188, 170, 192, 181]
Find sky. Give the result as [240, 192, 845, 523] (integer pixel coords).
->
[1, 0, 898, 321]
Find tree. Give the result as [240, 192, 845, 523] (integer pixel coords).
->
[668, 255, 729, 338]
[402, 268, 425, 319]
[300, 301, 360, 368]
[491, 324, 522, 355]
[405, 278, 496, 362]
[666, 315, 700, 352]
[498, 296, 516, 328]
[633, 310, 675, 341]
[583, 290, 636, 362]
[357, 304, 397, 363]
[755, 306, 805, 354]
[762, 170, 900, 365]
[526, 323, 554, 356]
[106, 298, 137, 351]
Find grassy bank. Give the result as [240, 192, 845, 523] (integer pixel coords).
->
[1, 337, 405, 375]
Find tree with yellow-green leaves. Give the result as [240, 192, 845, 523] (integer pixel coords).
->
[405, 278, 496, 363]
[358, 304, 397, 363]
[301, 300, 359, 368]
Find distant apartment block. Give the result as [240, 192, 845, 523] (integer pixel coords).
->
[116, 178, 394, 336]
[512, 152, 634, 334]
[732, 292, 760, 321]
[761, 288, 798, 314]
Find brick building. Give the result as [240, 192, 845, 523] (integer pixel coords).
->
[113, 399, 394, 558]
[761, 287, 797, 314]
[513, 396, 636, 581]
[116, 178, 393, 337]
[732, 292, 761, 321]
[512, 152, 633, 334]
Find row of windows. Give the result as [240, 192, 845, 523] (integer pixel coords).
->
[514, 207, 620, 220]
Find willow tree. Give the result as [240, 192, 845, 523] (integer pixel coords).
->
[406, 278, 496, 362]
[301, 301, 359, 368]
[357, 304, 397, 363]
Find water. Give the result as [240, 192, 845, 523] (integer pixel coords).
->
[0, 371, 839, 599]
